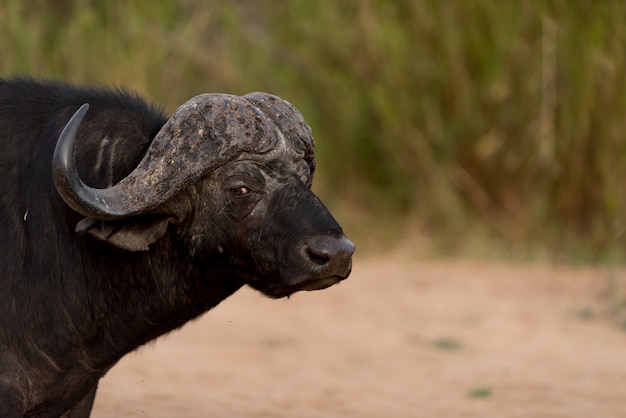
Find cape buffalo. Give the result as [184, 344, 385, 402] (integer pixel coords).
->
[0, 77, 354, 417]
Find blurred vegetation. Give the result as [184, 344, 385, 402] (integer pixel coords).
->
[1, 0, 626, 262]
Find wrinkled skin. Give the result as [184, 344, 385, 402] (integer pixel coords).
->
[188, 159, 350, 298]
[0, 78, 353, 417]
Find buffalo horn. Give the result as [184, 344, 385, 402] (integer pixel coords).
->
[52, 94, 284, 220]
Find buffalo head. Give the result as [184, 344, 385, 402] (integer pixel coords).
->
[52, 92, 354, 298]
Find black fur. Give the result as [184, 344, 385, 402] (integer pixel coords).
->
[0, 78, 353, 417]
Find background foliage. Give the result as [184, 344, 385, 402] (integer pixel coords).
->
[2, 0, 625, 261]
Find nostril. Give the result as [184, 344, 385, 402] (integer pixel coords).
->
[307, 246, 331, 266]
[305, 236, 355, 268]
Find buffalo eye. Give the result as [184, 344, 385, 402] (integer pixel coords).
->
[231, 186, 250, 197]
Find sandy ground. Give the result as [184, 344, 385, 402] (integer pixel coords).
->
[92, 257, 626, 417]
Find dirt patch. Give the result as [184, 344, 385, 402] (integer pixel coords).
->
[92, 257, 626, 417]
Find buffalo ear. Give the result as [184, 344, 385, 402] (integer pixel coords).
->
[75, 216, 173, 252]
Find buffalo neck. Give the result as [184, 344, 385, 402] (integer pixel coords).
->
[70, 233, 244, 371]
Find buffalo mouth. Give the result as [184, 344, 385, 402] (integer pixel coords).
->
[284, 265, 352, 296]
[250, 234, 354, 298]
[297, 274, 346, 292]
[251, 272, 349, 299]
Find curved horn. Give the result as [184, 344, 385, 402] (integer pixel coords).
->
[243, 93, 316, 177]
[53, 94, 281, 220]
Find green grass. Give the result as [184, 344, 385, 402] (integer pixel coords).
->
[467, 386, 493, 399]
[572, 308, 596, 321]
[2, 1, 626, 261]
[430, 337, 463, 352]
